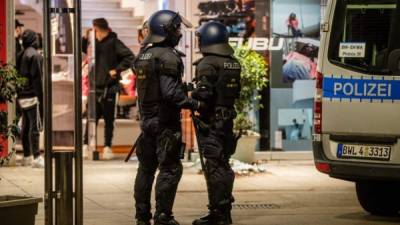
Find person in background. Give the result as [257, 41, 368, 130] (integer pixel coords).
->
[16, 29, 44, 168]
[15, 20, 24, 58]
[82, 18, 135, 159]
[286, 13, 302, 38]
[133, 20, 149, 121]
[138, 21, 149, 45]
[289, 119, 301, 141]
[15, 20, 25, 119]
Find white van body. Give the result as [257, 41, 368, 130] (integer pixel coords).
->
[313, 0, 400, 216]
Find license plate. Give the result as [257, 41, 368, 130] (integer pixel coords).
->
[337, 144, 391, 161]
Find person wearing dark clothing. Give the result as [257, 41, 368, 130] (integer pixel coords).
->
[82, 18, 135, 159]
[15, 20, 24, 59]
[192, 21, 241, 225]
[16, 29, 44, 168]
[133, 10, 200, 225]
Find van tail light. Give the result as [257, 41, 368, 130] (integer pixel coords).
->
[313, 71, 323, 142]
[315, 162, 330, 174]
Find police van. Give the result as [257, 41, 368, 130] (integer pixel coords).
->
[313, 0, 400, 215]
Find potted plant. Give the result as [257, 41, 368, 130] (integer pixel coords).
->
[0, 64, 42, 225]
[232, 46, 268, 163]
[0, 64, 25, 166]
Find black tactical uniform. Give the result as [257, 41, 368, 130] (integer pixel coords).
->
[133, 10, 198, 225]
[192, 21, 241, 225]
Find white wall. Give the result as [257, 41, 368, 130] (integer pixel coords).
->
[121, 0, 158, 18]
[15, 10, 43, 35]
[17, 0, 42, 14]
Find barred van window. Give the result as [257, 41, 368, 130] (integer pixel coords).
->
[328, 0, 400, 75]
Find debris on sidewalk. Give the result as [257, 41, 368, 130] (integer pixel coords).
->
[191, 158, 267, 176]
[230, 159, 267, 176]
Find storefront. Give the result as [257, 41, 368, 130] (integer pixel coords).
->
[186, 0, 327, 152]
[8, 0, 330, 157]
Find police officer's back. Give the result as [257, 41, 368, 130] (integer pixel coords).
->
[133, 10, 199, 225]
[192, 21, 241, 225]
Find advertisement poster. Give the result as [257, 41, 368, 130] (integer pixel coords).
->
[272, 0, 320, 86]
[270, 0, 322, 150]
[197, 0, 256, 38]
[195, 0, 270, 148]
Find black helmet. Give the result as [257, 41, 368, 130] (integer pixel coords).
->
[196, 21, 233, 56]
[143, 10, 192, 45]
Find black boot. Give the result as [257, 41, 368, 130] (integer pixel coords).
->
[136, 219, 151, 225]
[154, 213, 180, 225]
[192, 212, 214, 225]
[192, 209, 230, 225]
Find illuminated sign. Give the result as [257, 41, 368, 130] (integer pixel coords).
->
[229, 37, 285, 51]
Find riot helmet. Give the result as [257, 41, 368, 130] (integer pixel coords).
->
[143, 10, 192, 47]
[196, 21, 233, 56]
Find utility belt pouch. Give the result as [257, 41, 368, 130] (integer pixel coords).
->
[225, 132, 241, 156]
[159, 129, 182, 156]
[192, 116, 210, 134]
[18, 97, 38, 110]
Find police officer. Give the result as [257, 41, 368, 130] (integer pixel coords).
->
[133, 10, 201, 225]
[191, 21, 241, 225]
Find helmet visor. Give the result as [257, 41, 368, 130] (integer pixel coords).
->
[170, 12, 193, 29]
[179, 14, 193, 29]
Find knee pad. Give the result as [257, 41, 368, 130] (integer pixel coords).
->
[160, 162, 183, 180]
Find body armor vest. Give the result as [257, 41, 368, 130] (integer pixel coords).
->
[197, 55, 241, 107]
[135, 46, 184, 124]
[135, 48, 160, 105]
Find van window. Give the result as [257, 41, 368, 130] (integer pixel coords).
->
[328, 0, 400, 74]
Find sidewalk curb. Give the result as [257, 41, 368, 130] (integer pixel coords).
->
[255, 151, 313, 161]
[189, 151, 314, 163]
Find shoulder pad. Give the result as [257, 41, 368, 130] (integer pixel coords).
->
[196, 58, 217, 78]
[197, 56, 219, 68]
[158, 48, 183, 77]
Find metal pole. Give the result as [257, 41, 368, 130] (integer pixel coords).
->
[55, 152, 74, 225]
[6, 0, 17, 166]
[73, 0, 84, 224]
[88, 29, 98, 161]
[43, 0, 54, 224]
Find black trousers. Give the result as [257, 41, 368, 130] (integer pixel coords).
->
[197, 118, 235, 212]
[134, 127, 183, 221]
[83, 94, 116, 147]
[21, 107, 40, 158]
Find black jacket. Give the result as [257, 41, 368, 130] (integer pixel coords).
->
[15, 37, 23, 59]
[16, 30, 43, 107]
[135, 45, 198, 132]
[82, 32, 135, 93]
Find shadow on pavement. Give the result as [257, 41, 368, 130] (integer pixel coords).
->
[337, 212, 400, 224]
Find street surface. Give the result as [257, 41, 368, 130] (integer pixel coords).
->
[1, 159, 400, 225]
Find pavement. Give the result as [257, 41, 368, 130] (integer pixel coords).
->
[1, 158, 400, 225]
